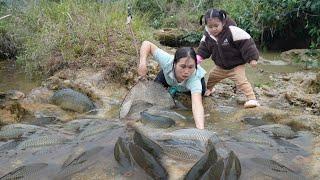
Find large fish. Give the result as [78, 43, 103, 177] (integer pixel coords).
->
[249, 158, 305, 180]
[62, 146, 104, 168]
[200, 158, 224, 180]
[50, 88, 95, 113]
[129, 143, 168, 180]
[119, 80, 175, 119]
[0, 128, 24, 140]
[17, 135, 68, 149]
[1, 123, 41, 132]
[76, 122, 121, 140]
[114, 137, 132, 168]
[162, 128, 220, 144]
[134, 130, 203, 162]
[161, 144, 203, 162]
[56, 147, 104, 179]
[133, 131, 163, 159]
[234, 132, 276, 146]
[184, 140, 218, 180]
[0, 163, 48, 180]
[140, 111, 176, 128]
[224, 151, 241, 180]
[251, 124, 297, 139]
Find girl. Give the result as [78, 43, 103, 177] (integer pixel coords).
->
[197, 8, 260, 108]
[138, 41, 207, 129]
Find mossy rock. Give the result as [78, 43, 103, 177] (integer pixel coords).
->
[153, 28, 202, 47]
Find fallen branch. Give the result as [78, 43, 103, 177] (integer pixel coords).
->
[0, 14, 12, 21]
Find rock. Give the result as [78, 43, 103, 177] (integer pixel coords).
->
[22, 87, 54, 104]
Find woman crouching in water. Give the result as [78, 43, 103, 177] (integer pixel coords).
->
[138, 41, 206, 129]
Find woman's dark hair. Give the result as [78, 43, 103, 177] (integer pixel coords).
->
[200, 8, 227, 25]
[173, 47, 197, 69]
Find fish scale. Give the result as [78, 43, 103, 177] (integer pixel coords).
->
[234, 133, 275, 146]
[17, 136, 68, 149]
[77, 123, 120, 140]
[0, 128, 24, 140]
[0, 163, 48, 180]
[1, 124, 41, 131]
[162, 145, 203, 162]
[163, 128, 219, 143]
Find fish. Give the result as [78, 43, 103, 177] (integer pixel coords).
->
[0, 163, 48, 180]
[126, 101, 154, 120]
[200, 158, 224, 180]
[162, 128, 220, 143]
[56, 147, 104, 179]
[62, 146, 104, 168]
[17, 135, 68, 149]
[140, 111, 176, 128]
[234, 132, 276, 146]
[250, 158, 305, 180]
[224, 151, 241, 180]
[50, 88, 95, 113]
[134, 130, 203, 162]
[254, 124, 297, 139]
[145, 108, 188, 121]
[1, 124, 41, 132]
[0, 140, 22, 152]
[129, 143, 168, 180]
[77, 123, 120, 140]
[0, 128, 24, 140]
[119, 80, 175, 118]
[133, 131, 163, 159]
[161, 144, 203, 162]
[114, 137, 132, 168]
[184, 140, 218, 180]
[241, 116, 269, 126]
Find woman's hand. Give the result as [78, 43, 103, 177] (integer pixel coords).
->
[138, 63, 148, 78]
[137, 41, 158, 79]
[191, 93, 205, 129]
[250, 60, 257, 68]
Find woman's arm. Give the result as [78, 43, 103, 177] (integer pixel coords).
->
[191, 93, 205, 129]
[138, 41, 158, 77]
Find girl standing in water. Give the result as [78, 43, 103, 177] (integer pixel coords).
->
[197, 8, 260, 108]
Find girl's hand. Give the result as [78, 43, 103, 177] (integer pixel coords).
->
[250, 60, 257, 68]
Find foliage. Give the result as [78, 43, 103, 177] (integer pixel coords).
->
[3, 0, 153, 79]
[133, 0, 320, 49]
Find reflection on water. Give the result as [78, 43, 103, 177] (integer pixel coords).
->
[0, 60, 42, 93]
[200, 51, 304, 87]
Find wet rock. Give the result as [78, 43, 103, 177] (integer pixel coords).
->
[5, 90, 25, 100]
[280, 49, 320, 68]
[0, 100, 26, 124]
[154, 28, 202, 47]
[21, 103, 73, 122]
[22, 87, 54, 104]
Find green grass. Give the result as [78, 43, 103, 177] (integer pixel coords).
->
[4, 0, 153, 79]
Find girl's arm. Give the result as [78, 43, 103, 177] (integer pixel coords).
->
[138, 41, 158, 77]
[191, 93, 205, 129]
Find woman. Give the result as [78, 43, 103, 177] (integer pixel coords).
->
[137, 41, 206, 129]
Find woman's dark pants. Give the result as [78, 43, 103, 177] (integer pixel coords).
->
[154, 70, 206, 96]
